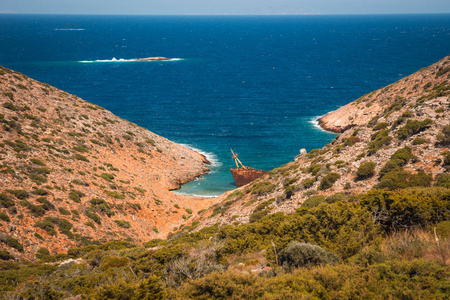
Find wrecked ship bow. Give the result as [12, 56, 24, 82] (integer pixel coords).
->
[230, 149, 267, 187]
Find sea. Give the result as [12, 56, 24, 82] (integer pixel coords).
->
[1, 14, 449, 196]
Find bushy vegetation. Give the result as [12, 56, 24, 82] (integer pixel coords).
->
[302, 195, 325, 208]
[251, 181, 275, 195]
[278, 241, 340, 270]
[367, 129, 392, 155]
[397, 118, 433, 140]
[435, 174, 450, 189]
[318, 172, 340, 190]
[437, 124, 450, 146]
[360, 188, 450, 232]
[115, 220, 131, 228]
[0, 183, 448, 298]
[356, 161, 376, 179]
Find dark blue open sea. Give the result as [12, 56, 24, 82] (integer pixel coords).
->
[1, 14, 449, 196]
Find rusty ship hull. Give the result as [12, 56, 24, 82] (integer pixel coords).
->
[230, 167, 267, 187]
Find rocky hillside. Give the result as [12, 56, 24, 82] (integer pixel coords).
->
[190, 55, 450, 231]
[0, 66, 216, 260]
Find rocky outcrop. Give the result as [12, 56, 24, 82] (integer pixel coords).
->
[318, 56, 450, 133]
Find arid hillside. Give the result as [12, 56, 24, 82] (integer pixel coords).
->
[0, 66, 216, 260]
[190, 55, 450, 231]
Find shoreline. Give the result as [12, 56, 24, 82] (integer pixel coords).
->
[317, 111, 355, 134]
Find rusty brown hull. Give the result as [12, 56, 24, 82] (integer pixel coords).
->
[230, 168, 267, 187]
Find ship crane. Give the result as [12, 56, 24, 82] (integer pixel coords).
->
[231, 149, 247, 169]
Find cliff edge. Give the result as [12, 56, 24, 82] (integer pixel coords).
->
[318, 56, 450, 133]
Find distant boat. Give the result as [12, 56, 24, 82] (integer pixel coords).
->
[230, 149, 267, 187]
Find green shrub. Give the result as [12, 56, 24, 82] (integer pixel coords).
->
[301, 177, 316, 189]
[35, 247, 50, 259]
[69, 190, 86, 204]
[443, 152, 450, 166]
[73, 154, 89, 162]
[435, 173, 450, 188]
[115, 220, 131, 228]
[379, 147, 413, 177]
[249, 210, 269, 223]
[101, 173, 115, 182]
[103, 190, 125, 199]
[4, 140, 29, 152]
[0, 193, 15, 208]
[0, 234, 24, 252]
[284, 185, 297, 199]
[5, 189, 29, 199]
[251, 182, 275, 195]
[85, 221, 95, 229]
[397, 119, 433, 140]
[36, 197, 54, 210]
[34, 233, 44, 240]
[391, 146, 414, 163]
[378, 159, 405, 178]
[3, 102, 17, 111]
[373, 122, 389, 131]
[72, 179, 88, 186]
[73, 145, 89, 153]
[408, 171, 433, 188]
[356, 161, 376, 179]
[31, 189, 48, 196]
[30, 158, 46, 166]
[435, 221, 450, 238]
[302, 195, 325, 208]
[28, 173, 48, 184]
[307, 164, 323, 176]
[99, 256, 129, 271]
[279, 241, 340, 270]
[58, 207, 71, 215]
[437, 124, 450, 146]
[376, 169, 411, 190]
[20, 200, 46, 217]
[134, 187, 146, 194]
[360, 188, 450, 232]
[211, 200, 237, 217]
[86, 211, 102, 224]
[36, 217, 73, 237]
[412, 137, 427, 145]
[0, 212, 10, 222]
[90, 198, 106, 205]
[325, 192, 348, 204]
[344, 136, 361, 147]
[0, 250, 13, 260]
[367, 129, 392, 155]
[318, 173, 340, 190]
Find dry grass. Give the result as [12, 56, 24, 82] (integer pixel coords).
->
[382, 227, 450, 265]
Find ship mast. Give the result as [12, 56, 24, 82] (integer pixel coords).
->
[231, 149, 246, 169]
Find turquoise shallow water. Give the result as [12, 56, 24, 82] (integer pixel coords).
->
[1, 14, 449, 196]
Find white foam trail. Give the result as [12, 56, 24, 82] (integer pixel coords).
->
[309, 114, 333, 133]
[79, 57, 137, 63]
[79, 57, 183, 63]
[173, 191, 218, 198]
[54, 28, 85, 31]
[180, 144, 221, 167]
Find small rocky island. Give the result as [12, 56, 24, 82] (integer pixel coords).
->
[136, 57, 170, 61]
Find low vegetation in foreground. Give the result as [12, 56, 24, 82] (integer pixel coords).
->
[0, 186, 449, 299]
